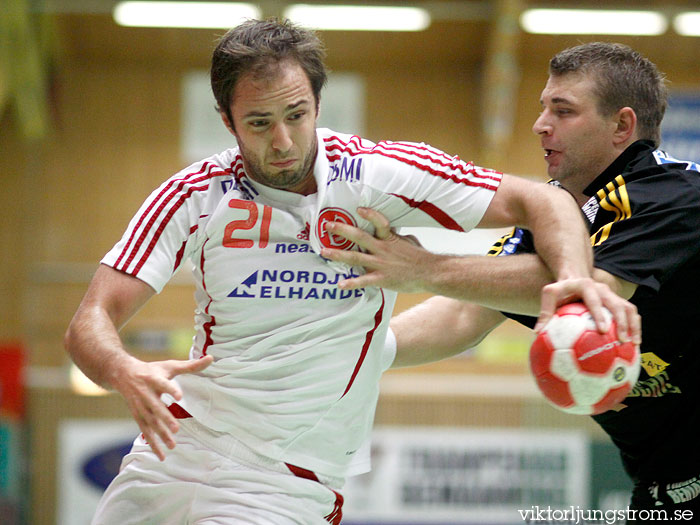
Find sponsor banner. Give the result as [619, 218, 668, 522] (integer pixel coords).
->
[56, 421, 592, 524]
[342, 426, 589, 525]
[57, 419, 138, 525]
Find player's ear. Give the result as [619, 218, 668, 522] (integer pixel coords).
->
[613, 107, 637, 145]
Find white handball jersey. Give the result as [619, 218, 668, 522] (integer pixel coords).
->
[102, 128, 501, 478]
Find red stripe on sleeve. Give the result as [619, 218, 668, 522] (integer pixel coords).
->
[130, 181, 211, 275]
[323, 135, 501, 190]
[390, 193, 465, 231]
[114, 162, 212, 268]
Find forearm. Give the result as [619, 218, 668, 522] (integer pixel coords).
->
[525, 187, 593, 280]
[64, 304, 139, 391]
[64, 264, 213, 460]
[414, 253, 554, 316]
[391, 296, 506, 368]
[64, 264, 154, 391]
[476, 176, 592, 281]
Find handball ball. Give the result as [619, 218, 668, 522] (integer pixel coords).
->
[530, 302, 640, 415]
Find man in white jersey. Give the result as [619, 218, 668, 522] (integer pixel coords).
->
[65, 19, 635, 524]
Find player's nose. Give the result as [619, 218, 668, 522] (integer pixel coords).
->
[271, 123, 293, 152]
[532, 111, 552, 135]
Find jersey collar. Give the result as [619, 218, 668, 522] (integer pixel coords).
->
[582, 140, 656, 197]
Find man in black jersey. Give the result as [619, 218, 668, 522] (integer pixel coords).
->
[323, 42, 700, 518]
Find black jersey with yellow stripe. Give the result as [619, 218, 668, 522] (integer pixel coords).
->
[491, 140, 700, 483]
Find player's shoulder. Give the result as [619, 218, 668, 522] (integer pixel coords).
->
[650, 149, 700, 174]
[628, 148, 700, 203]
[318, 127, 465, 180]
[144, 149, 241, 215]
[319, 128, 377, 158]
[319, 127, 442, 159]
[170, 149, 239, 184]
[154, 149, 239, 199]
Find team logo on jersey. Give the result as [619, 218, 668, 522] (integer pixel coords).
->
[317, 208, 356, 250]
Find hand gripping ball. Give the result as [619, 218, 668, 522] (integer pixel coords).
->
[529, 302, 641, 415]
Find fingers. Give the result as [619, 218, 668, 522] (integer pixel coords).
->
[601, 291, 641, 345]
[337, 272, 385, 291]
[535, 279, 641, 346]
[321, 245, 376, 269]
[156, 355, 214, 402]
[321, 207, 432, 294]
[323, 207, 397, 254]
[127, 384, 179, 461]
[142, 411, 178, 461]
[586, 281, 642, 344]
[535, 279, 607, 333]
[168, 355, 214, 377]
[602, 294, 629, 343]
[118, 356, 213, 461]
[579, 285, 608, 334]
[629, 308, 642, 346]
[356, 207, 392, 239]
[607, 304, 628, 343]
[534, 283, 559, 333]
[324, 220, 377, 252]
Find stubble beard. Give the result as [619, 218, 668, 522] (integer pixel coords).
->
[551, 154, 599, 197]
[240, 136, 318, 193]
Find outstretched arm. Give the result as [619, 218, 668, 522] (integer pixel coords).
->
[389, 273, 638, 369]
[322, 204, 640, 344]
[390, 296, 507, 368]
[323, 174, 597, 306]
[64, 264, 213, 460]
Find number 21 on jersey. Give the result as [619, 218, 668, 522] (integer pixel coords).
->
[223, 199, 272, 249]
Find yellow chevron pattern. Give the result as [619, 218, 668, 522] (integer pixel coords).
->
[591, 175, 631, 246]
[487, 227, 517, 256]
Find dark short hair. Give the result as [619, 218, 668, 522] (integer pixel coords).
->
[211, 18, 328, 126]
[549, 42, 667, 146]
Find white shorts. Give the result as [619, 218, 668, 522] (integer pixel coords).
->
[92, 414, 345, 524]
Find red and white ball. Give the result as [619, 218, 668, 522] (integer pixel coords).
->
[529, 302, 640, 415]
